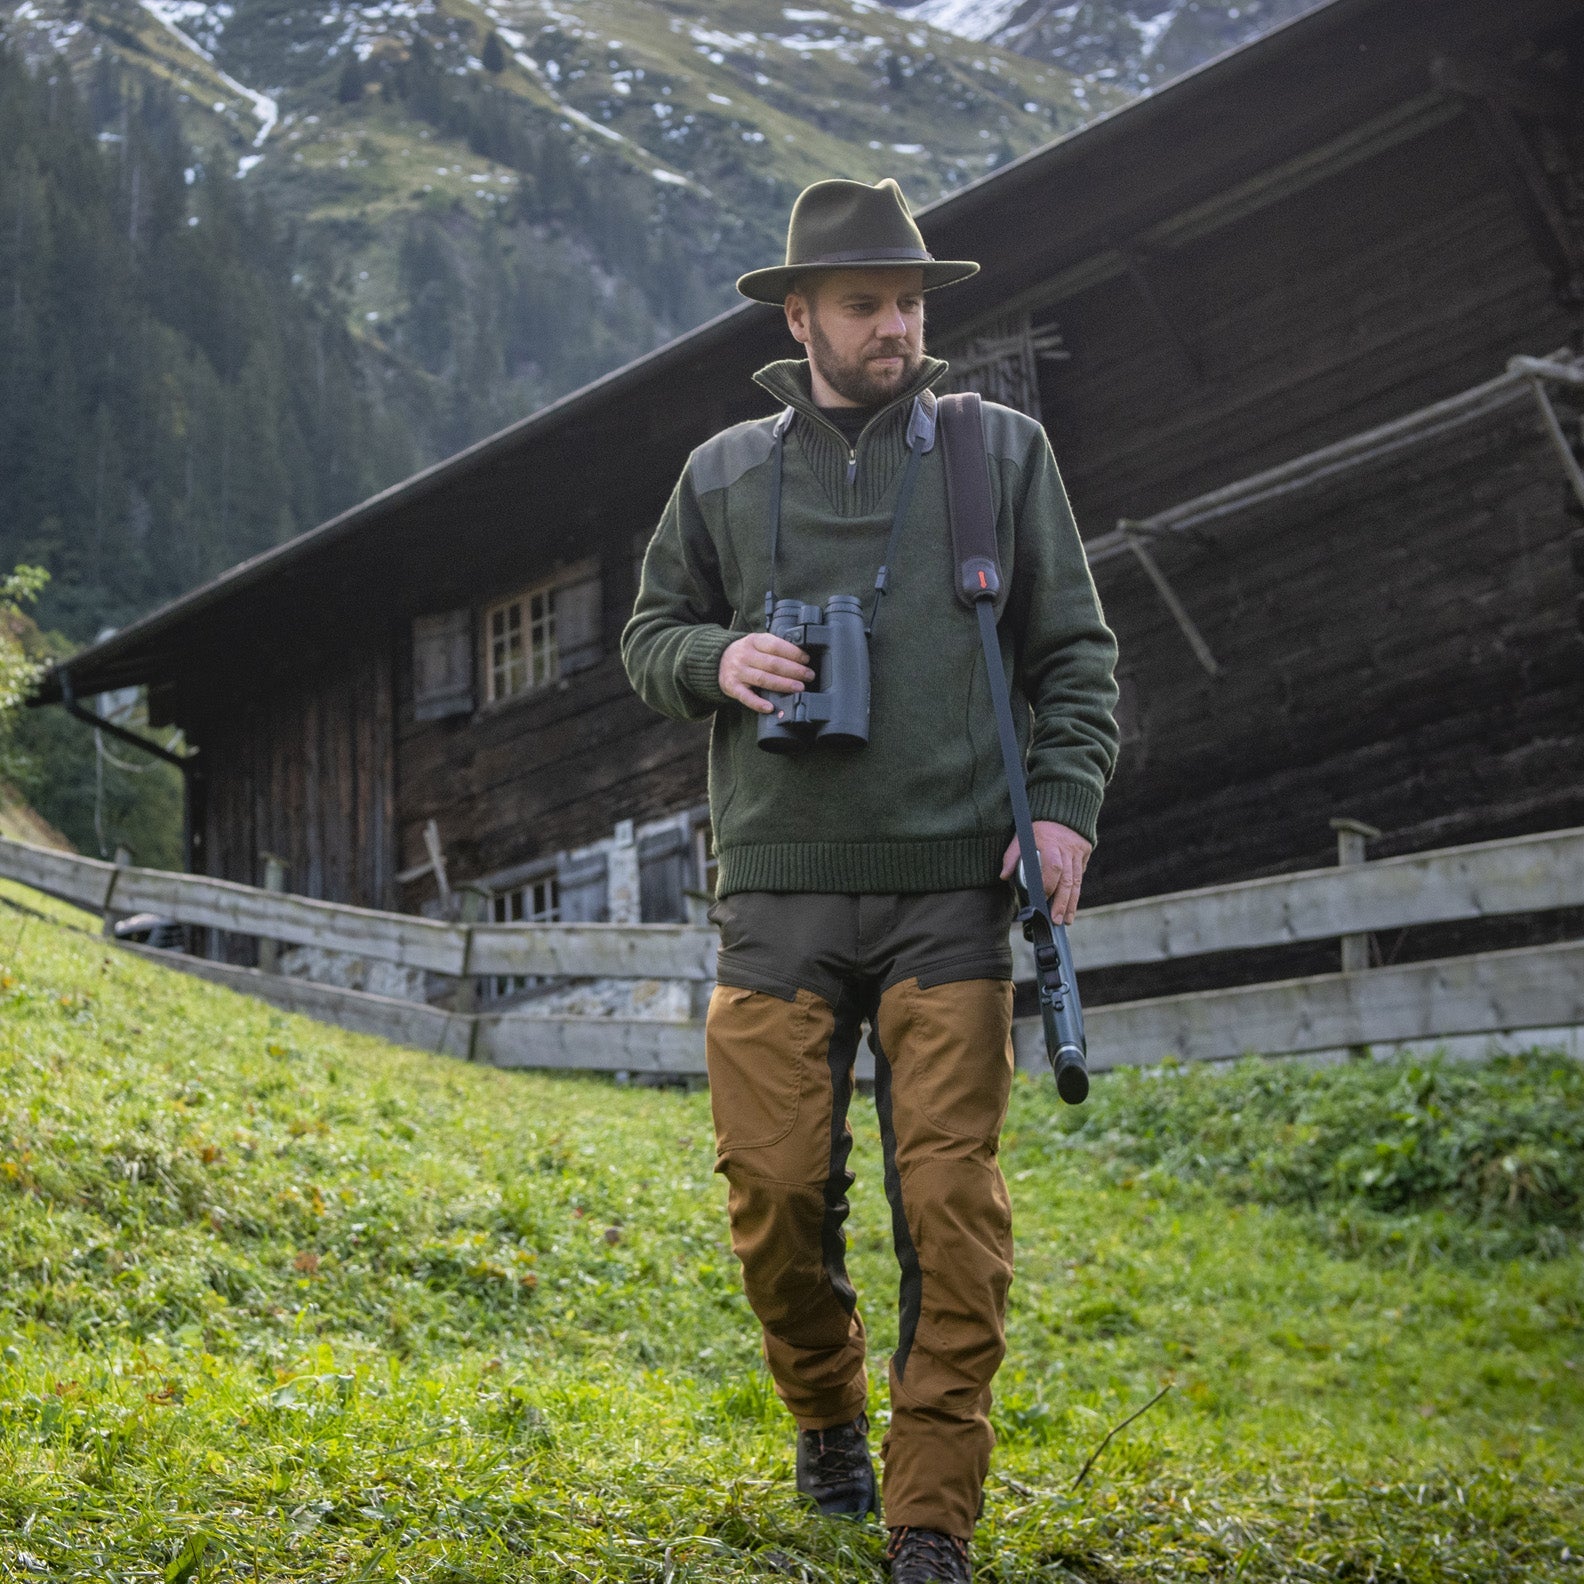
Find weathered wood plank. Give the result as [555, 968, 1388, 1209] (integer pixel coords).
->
[478, 1013, 705, 1073]
[5, 829, 1578, 987]
[0, 839, 119, 912]
[1035, 826, 1584, 978]
[113, 942, 473, 1058]
[115, 867, 465, 974]
[466, 922, 718, 981]
[0, 836, 465, 974]
[1014, 939, 1584, 1072]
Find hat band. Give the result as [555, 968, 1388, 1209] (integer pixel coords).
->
[791, 246, 935, 266]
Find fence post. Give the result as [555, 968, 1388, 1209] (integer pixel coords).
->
[1331, 817, 1382, 1062]
[257, 853, 288, 974]
[454, 884, 489, 1019]
[1329, 818, 1382, 973]
[102, 845, 132, 937]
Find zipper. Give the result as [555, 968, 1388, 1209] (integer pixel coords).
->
[802, 413, 891, 487]
[766, 361, 942, 488]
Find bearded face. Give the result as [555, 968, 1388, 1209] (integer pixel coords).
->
[790, 268, 927, 407]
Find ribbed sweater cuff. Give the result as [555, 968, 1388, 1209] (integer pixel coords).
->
[1029, 781, 1103, 847]
[679, 626, 736, 709]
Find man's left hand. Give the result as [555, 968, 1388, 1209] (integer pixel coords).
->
[999, 821, 1092, 925]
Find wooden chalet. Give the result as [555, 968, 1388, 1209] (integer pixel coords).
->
[36, 0, 1584, 971]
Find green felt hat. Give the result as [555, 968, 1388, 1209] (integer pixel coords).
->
[736, 177, 979, 305]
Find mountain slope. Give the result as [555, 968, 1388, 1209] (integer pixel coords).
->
[2, 0, 1107, 458]
[0, 41, 418, 643]
[891, 0, 1328, 90]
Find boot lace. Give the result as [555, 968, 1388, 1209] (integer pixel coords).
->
[886, 1526, 970, 1583]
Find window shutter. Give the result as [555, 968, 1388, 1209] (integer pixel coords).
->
[555, 570, 603, 675]
[412, 610, 474, 720]
[556, 851, 609, 923]
[638, 826, 690, 924]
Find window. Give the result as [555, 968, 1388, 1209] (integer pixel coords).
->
[694, 822, 718, 906]
[486, 586, 556, 702]
[481, 563, 603, 704]
[488, 873, 560, 1000]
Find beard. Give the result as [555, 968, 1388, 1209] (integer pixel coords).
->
[807, 311, 924, 407]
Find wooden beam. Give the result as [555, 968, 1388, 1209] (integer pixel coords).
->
[0, 834, 723, 981]
[1016, 939, 1584, 1072]
[477, 1012, 704, 1073]
[943, 94, 1465, 347]
[1033, 825, 1584, 977]
[6, 828, 1582, 992]
[113, 942, 473, 1057]
[105, 863, 464, 975]
[1431, 54, 1582, 132]
[1447, 79, 1584, 302]
[1086, 354, 1554, 567]
[466, 921, 718, 982]
[0, 838, 119, 912]
[103, 938, 1584, 1082]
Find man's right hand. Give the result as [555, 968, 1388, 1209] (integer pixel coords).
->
[720, 633, 815, 714]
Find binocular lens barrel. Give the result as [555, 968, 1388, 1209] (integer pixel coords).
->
[756, 595, 871, 753]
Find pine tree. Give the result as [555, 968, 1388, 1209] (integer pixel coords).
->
[337, 56, 366, 104]
[482, 31, 506, 74]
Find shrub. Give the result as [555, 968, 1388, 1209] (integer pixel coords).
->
[1040, 1050, 1584, 1258]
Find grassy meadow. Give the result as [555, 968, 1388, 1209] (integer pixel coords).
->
[0, 877, 1580, 1581]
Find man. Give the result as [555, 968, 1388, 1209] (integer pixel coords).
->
[622, 178, 1118, 1583]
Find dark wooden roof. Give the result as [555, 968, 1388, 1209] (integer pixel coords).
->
[37, 0, 1580, 706]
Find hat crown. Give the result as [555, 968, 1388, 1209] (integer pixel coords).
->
[734, 176, 978, 303]
[784, 178, 931, 269]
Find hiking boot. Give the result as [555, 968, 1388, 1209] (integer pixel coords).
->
[886, 1526, 971, 1583]
[795, 1412, 878, 1519]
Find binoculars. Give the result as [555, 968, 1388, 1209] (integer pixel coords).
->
[756, 596, 871, 753]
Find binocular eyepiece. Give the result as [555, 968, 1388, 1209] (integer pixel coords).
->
[756, 595, 871, 753]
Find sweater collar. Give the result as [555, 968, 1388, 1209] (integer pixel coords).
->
[752, 356, 950, 452]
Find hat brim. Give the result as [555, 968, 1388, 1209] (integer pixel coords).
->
[735, 258, 979, 305]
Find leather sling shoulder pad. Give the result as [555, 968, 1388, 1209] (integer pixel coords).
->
[938, 391, 1006, 612]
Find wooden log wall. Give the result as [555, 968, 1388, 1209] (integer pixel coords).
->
[198, 64, 1583, 929]
[393, 557, 708, 900]
[196, 643, 396, 949]
[1038, 106, 1583, 905]
[1045, 115, 1573, 526]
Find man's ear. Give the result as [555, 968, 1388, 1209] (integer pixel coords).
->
[784, 289, 813, 348]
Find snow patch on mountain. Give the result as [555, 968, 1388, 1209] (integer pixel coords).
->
[901, 0, 1026, 42]
[137, 0, 279, 166]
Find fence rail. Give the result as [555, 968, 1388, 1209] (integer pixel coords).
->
[4, 828, 1582, 1076]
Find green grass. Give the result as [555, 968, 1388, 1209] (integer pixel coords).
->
[1, 877, 1580, 1581]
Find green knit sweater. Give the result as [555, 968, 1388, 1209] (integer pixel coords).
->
[621, 356, 1120, 897]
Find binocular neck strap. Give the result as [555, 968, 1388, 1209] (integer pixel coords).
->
[866, 433, 926, 638]
[763, 406, 795, 629]
[761, 402, 929, 636]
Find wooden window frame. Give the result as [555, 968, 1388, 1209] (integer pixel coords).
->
[488, 869, 561, 1000]
[480, 558, 601, 707]
[484, 582, 557, 704]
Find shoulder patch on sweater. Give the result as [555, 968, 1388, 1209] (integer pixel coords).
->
[979, 400, 1043, 466]
[689, 419, 778, 497]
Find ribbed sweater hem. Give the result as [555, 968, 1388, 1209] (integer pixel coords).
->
[715, 835, 1008, 897]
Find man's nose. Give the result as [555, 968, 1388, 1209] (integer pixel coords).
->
[877, 304, 908, 338]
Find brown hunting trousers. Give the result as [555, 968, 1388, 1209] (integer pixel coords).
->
[704, 886, 1018, 1539]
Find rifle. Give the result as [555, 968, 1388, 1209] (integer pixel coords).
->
[940, 392, 1090, 1104]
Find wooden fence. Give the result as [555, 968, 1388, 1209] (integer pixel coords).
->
[0, 829, 1580, 1078]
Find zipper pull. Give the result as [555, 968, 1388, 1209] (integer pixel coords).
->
[847, 448, 857, 486]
